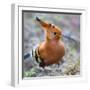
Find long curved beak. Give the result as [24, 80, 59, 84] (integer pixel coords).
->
[36, 17, 41, 22]
[36, 17, 48, 27]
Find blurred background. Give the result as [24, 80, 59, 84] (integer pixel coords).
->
[23, 11, 80, 77]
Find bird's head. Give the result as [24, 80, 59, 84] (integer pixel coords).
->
[36, 17, 62, 41]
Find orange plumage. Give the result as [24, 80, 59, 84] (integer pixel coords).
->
[36, 17, 65, 68]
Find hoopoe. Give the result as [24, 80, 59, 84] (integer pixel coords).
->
[24, 17, 65, 68]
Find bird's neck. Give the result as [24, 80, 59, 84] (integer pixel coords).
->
[45, 39, 60, 45]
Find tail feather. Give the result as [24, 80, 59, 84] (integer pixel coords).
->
[24, 53, 30, 59]
[24, 44, 39, 60]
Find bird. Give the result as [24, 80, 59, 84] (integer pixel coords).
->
[34, 17, 65, 68]
[24, 17, 65, 69]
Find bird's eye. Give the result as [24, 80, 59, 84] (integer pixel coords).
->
[52, 25, 55, 28]
[49, 24, 52, 27]
[53, 32, 57, 35]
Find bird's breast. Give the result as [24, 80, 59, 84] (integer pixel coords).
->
[39, 41, 65, 65]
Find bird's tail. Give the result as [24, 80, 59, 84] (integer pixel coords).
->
[24, 44, 39, 60]
[24, 53, 30, 59]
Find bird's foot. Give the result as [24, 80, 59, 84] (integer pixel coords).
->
[42, 67, 52, 73]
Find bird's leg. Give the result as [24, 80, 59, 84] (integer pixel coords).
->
[39, 62, 45, 69]
[57, 62, 60, 68]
